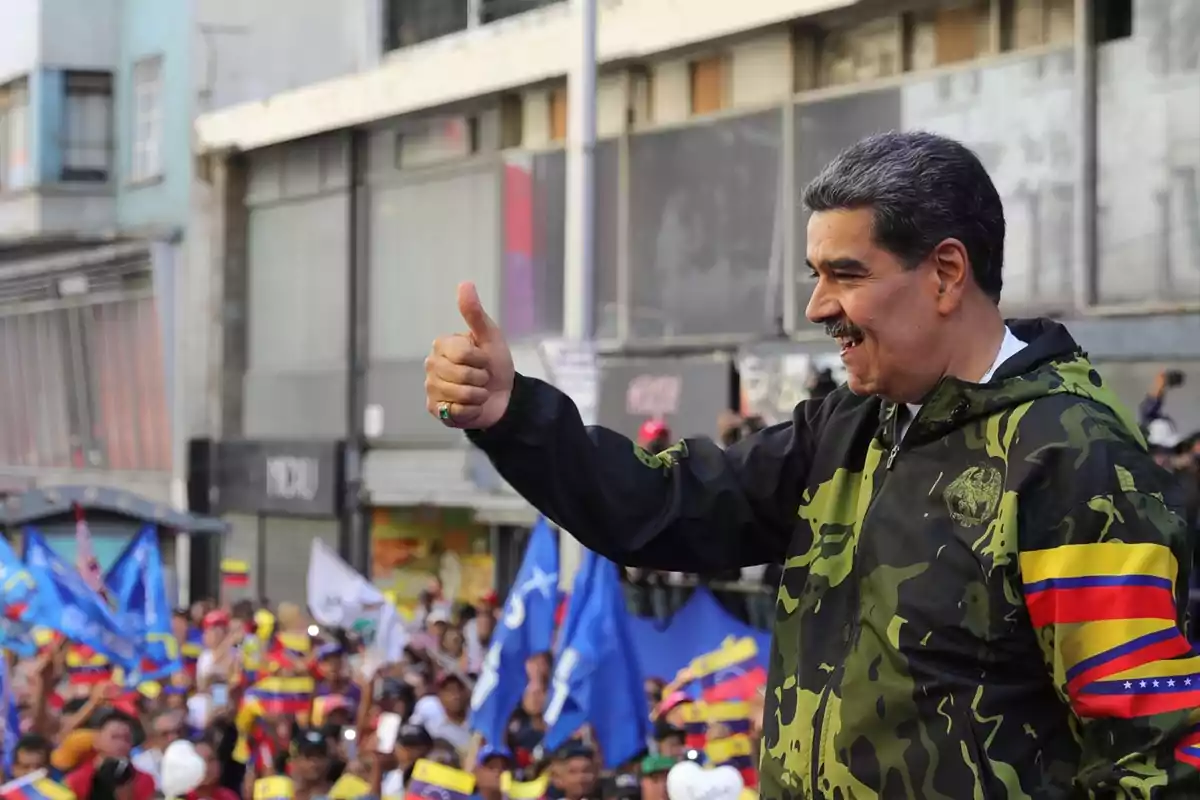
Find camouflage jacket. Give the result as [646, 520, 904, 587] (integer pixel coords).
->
[469, 318, 1199, 799]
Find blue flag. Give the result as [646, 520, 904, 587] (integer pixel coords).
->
[0, 655, 20, 771]
[543, 549, 650, 768]
[105, 526, 182, 682]
[0, 537, 41, 657]
[22, 528, 140, 669]
[469, 518, 559, 745]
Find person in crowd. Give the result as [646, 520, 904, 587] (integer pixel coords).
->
[650, 719, 686, 760]
[507, 680, 548, 770]
[472, 745, 513, 800]
[9, 734, 54, 781]
[638, 754, 676, 800]
[548, 743, 599, 800]
[427, 130, 1199, 795]
[130, 709, 184, 789]
[409, 674, 471, 751]
[188, 736, 241, 800]
[64, 713, 156, 800]
[379, 723, 434, 797]
[463, 594, 498, 675]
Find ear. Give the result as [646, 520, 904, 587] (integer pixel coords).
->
[930, 237, 970, 314]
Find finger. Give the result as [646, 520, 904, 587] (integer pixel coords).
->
[431, 359, 489, 388]
[456, 282, 498, 343]
[433, 335, 491, 369]
[425, 376, 490, 407]
[426, 398, 480, 428]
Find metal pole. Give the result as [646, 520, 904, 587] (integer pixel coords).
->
[343, 128, 370, 575]
[1073, 0, 1097, 310]
[559, 0, 597, 590]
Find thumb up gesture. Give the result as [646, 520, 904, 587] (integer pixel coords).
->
[424, 282, 515, 429]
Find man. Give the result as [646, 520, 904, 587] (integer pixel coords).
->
[472, 744, 513, 800]
[8, 734, 53, 781]
[410, 674, 472, 752]
[639, 754, 677, 800]
[64, 713, 155, 800]
[131, 709, 184, 789]
[425, 130, 1199, 797]
[252, 729, 333, 800]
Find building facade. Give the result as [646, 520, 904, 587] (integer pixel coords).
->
[194, 0, 1200, 602]
[0, 0, 376, 601]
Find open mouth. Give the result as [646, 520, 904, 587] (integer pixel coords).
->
[835, 331, 864, 354]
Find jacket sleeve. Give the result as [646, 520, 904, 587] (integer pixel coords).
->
[1017, 444, 1200, 798]
[466, 374, 822, 571]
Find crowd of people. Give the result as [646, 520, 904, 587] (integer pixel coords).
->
[3, 584, 763, 800]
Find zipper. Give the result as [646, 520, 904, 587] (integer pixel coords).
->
[807, 405, 911, 798]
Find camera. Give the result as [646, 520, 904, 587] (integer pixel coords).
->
[91, 758, 134, 800]
[1165, 369, 1185, 388]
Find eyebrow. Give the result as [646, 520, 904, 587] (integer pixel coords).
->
[806, 258, 869, 274]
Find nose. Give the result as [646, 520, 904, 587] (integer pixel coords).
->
[805, 278, 841, 326]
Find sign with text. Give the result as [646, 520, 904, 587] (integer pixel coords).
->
[214, 440, 344, 517]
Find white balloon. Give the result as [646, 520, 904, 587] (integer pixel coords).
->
[666, 761, 745, 800]
[160, 740, 207, 799]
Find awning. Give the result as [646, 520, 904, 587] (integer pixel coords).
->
[363, 448, 537, 526]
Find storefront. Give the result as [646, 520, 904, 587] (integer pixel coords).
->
[597, 353, 735, 440]
[190, 438, 345, 606]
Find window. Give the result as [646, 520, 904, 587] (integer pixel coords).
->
[549, 85, 568, 143]
[689, 55, 727, 116]
[817, 17, 903, 87]
[931, 3, 991, 66]
[62, 72, 113, 182]
[0, 78, 31, 192]
[130, 57, 163, 182]
[383, 0, 470, 50]
[1095, 0, 1133, 43]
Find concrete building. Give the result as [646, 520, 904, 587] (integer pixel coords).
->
[193, 0, 1200, 605]
[0, 0, 373, 597]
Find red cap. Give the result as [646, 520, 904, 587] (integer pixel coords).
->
[638, 418, 669, 445]
[203, 610, 231, 629]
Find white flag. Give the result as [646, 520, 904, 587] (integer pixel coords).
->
[306, 539, 385, 628]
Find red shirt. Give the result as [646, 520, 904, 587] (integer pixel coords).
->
[187, 788, 241, 800]
[65, 760, 157, 800]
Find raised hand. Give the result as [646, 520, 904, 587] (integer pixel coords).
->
[425, 282, 515, 430]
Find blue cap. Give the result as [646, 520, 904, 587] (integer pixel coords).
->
[477, 744, 513, 765]
[316, 642, 345, 660]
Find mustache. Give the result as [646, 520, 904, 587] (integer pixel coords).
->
[825, 319, 863, 339]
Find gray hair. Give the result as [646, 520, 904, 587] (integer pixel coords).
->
[803, 130, 1005, 303]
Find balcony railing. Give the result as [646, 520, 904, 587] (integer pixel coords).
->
[383, 0, 563, 51]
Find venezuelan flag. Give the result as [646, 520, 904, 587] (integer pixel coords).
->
[1061, 619, 1192, 697]
[1020, 542, 1179, 627]
[501, 773, 548, 800]
[244, 676, 314, 715]
[1175, 727, 1200, 770]
[182, 628, 203, 677]
[703, 701, 754, 736]
[222, 559, 251, 588]
[405, 760, 476, 800]
[329, 774, 372, 800]
[66, 645, 113, 685]
[1073, 651, 1200, 718]
[678, 702, 712, 750]
[706, 734, 757, 788]
[0, 772, 76, 800]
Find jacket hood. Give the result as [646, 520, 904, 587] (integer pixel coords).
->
[885, 317, 1145, 448]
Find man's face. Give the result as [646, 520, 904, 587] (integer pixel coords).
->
[805, 209, 945, 403]
[292, 748, 330, 784]
[658, 736, 685, 759]
[439, 680, 467, 716]
[641, 772, 669, 800]
[12, 748, 48, 779]
[556, 756, 597, 800]
[474, 756, 509, 792]
[154, 714, 184, 748]
[95, 721, 134, 759]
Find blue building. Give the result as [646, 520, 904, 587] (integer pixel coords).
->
[0, 0, 372, 600]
